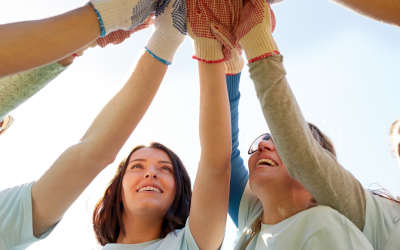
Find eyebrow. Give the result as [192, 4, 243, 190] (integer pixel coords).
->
[129, 158, 172, 164]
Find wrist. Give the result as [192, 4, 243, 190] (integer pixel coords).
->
[192, 38, 225, 63]
[240, 27, 279, 63]
[145, 30, 186, 65]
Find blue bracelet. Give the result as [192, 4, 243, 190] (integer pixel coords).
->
[88, 2, 106, 37]
[145, 47, 172, 65]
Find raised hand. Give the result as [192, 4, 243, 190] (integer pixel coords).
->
[236, 0, 279, 63]
[90, 0, 157, 35]
[210, 23, 244, 75]
[145, 0, 187, 65]
[186, 0, 242, 63]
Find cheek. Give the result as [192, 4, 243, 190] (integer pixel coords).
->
[248, 155, 257, 175]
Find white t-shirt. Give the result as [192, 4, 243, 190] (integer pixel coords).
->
[363, 189, 400, 250]
[101, 219, 199, 250]
[233, 183, 373, 250]
[0, 182, 58, 250]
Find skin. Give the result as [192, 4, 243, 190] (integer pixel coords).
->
[31, 51, 168, 237]
[392, 121, 400, 163]
[330, 0, 400, 27]
[107, 62, 231, 250]
[248, 139, 314, 225]
[0, 4, 100, 78]
[118, 148, 176, 244]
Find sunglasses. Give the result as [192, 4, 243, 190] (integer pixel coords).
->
[248, 133, 273, 155]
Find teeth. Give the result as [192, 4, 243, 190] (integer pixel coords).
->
[257, 158, 277, 167]
[138, 186, 161, 193]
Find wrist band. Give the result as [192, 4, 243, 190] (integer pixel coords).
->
[88, 2, 106, 37]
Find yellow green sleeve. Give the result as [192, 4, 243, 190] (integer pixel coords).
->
[0, 62, 68, 121]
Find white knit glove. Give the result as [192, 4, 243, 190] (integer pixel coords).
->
[145, 0, 187, 65]
[90, 0, 157, 35]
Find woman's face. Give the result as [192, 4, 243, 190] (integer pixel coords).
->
[248, 138, 303, 191]
[122, 148, 176, 218]
[392, 122, 400, 163]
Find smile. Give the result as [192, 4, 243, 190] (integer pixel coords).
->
[256, 158, 278, 167]
[137, 186, 162, 193]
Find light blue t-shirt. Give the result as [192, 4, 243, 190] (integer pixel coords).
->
[363, 189, 400, 250]
[234, 183, 373, 250]
[0, 182, 58, 250]
[101, 219, 199, 250]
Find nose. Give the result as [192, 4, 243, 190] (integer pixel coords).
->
[257, 140, 275, 153]
[144, 168, 157, 179]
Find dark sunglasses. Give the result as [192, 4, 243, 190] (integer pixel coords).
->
[248, 133, 273, 155]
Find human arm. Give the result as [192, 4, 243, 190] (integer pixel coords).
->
[330, 0, 400, 27]
[248, 55, 367, 230]
[30, 51, 168, 237]
[226, 73, 249, 228]
[0, 5, 100, 78]
[189, 62, 232, 250]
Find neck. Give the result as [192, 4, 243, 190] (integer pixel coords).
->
[253, 184, 314, 225]
[117, 210, 164, 244]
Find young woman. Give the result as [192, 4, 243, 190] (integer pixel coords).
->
[0, 1, 232, 249]
[210, 0, 375, 249]
[220, 0, 400, 249]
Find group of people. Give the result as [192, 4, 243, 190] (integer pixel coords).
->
[0, 0, 399, 249]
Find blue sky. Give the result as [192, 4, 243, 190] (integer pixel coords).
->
[0, 0, 399, 249]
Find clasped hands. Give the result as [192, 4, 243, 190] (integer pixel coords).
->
[81, 0, 280, 72]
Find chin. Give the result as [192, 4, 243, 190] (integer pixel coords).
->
[249, 173, 274, 190]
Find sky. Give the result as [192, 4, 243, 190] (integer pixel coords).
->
[1, 0, 400, 249]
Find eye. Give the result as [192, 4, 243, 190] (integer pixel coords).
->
[161, 166, 172, 173]
[131, 164, 143, 169]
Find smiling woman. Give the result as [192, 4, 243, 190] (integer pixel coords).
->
[93, 143, 192, 245]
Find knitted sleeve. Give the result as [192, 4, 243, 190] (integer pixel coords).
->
[226, 73, 249, 228]
[0, 62, 69, 121]
[248, 55, 367, 230]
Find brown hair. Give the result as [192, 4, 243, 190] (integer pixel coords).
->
[307, 122, 336, 157]
[92, 142, 192, 246]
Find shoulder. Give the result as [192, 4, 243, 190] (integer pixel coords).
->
[294, 205, 357, 228]
[0, 182, 34, 207]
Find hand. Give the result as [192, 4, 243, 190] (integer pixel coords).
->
[90, 0, 157, 35]
[186, 0, 242, 63]
[145, 0, 187, 65]
[0, 115, 14, 137]
[236, 0, 279, 63]
[210, 23, 244, 75]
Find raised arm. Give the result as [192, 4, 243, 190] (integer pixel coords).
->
[0, 0, 157, 78]
[30, 51, 167, 237]
[189, 61, 231, 250]
[236, 0, 367, 230]
[330, 0, 400, 27]
[0, 5, 100, 78]
[30, 0, 186, 237]
[226, 73, 249, 228]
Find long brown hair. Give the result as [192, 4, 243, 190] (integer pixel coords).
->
[92, 142, 192, 246]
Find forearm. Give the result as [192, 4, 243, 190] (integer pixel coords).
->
[331, 0, 400, 27]
[248, 55, 366, 230]
[198, 62, 231, 169]
[0, 62, 69, 121]
[32, 51, 167, 236]
[226, 73, 248, 228]
[0, 5, 100, 78]
[190, 62, 231, 250]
